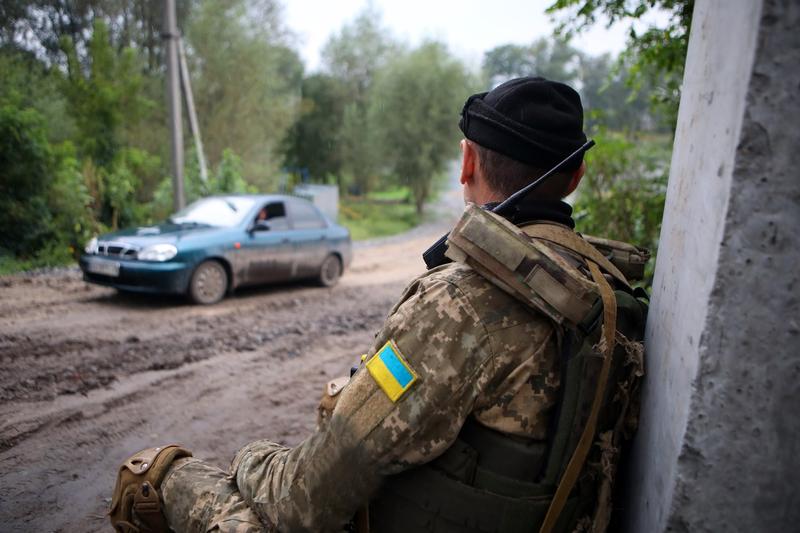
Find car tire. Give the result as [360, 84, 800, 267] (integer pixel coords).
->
[317, 254, 342, 287]
[188, 260, 228, 305]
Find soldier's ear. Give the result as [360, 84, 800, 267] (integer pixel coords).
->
[563, 161, 586, 197]
[460, 139, 476, 186]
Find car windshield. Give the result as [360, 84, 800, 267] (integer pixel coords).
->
[170, 197, 257, 227]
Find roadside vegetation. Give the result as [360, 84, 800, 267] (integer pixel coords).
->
[0, 1, 691, 276]
[340, 187, 423, 241]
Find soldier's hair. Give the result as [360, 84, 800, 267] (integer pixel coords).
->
[472, 143, 574, 199]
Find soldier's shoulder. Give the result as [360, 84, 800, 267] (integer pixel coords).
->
[416, 261, 492, 295]
[417, 262, 548, 331]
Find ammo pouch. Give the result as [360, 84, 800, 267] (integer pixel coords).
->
[368, 206, 648, 533]
[444, 204, 645, 329]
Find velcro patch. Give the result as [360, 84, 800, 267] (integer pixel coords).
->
[366, 340, 418, 402]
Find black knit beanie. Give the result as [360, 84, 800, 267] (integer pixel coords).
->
[458, 77, 587, 171]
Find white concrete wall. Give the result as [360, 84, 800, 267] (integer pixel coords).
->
[624, 0, 800, 531]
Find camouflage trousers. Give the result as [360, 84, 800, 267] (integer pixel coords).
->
[161, 457, 268, 533]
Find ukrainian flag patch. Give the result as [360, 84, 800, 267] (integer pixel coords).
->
[366, 340, 418, 402]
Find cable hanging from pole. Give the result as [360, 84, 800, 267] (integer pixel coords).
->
[178, 37, 209, 183]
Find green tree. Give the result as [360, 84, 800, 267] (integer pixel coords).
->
[185, 0, 303, 191]
[482, 39, 658, 132]
[574, 130, 670, 285]
[371, 42, 470, 214]
[321, 6, 396, 100]
[0, 105, 53, 257]
[0, 47, 75, 143]
[283, 74, 347, 183]
[61, 20, 152, 168]
[578, 52, 656, 131]
[548, 0, 694, 126]
[0, 103, 101, 264]
[0, 0, 192, 71]
[320, 6, 397, 195]
[59, 20, 158, 230]
[339, 101, 381, 195]
[1, 46, 100, 263]
[482, 38, 581, 87]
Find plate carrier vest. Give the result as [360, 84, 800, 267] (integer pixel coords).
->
[367, 205, 649, 533]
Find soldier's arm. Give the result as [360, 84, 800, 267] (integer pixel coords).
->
[230, 273, 503, 531]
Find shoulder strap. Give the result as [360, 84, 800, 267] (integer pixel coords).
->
[445, 206, 600, 328]
[538, 261, 618, 533]
[522, 224, 632, 290]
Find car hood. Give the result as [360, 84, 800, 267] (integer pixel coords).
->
[99, 222, 222, 247]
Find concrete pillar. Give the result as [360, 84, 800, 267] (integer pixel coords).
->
[624, 0, 800, 531]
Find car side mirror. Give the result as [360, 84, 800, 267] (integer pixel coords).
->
[250, 220, 271, 233]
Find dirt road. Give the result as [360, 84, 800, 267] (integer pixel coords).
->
[0, 185, 463, 532]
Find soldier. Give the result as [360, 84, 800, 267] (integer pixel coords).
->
[109, 77, 648, 533]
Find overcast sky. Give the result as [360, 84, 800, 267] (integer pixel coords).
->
[283, 0, 662, 72]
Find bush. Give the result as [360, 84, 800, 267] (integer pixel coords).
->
[149, 148, 255, 222]
[105, 148, 162, 229]
[0, 107, 100, 266]
[48, 143, 98, 256]
[573, 130, 670, 285]
[0, 105, 53, 257]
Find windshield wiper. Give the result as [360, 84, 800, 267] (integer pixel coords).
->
[224, 200, 238, 212]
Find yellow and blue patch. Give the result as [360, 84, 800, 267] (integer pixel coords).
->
[366, 340, 418, 402]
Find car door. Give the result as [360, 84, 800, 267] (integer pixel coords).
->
[244, 201, 295, 284]
[287, 199, 330, 278]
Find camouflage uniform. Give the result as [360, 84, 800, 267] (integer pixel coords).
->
[160, 257, 564, 532]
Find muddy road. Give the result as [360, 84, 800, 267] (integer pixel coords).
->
[0, 188, 462, 532]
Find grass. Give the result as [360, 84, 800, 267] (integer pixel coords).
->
[339, 187, 420, 240]
[0, 254, 73, 275]
[366, 186, 411, 202]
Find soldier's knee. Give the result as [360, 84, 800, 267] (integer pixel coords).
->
[109, 444, 192, 533]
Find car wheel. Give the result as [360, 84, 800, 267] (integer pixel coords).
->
[317, 254, 342, 287]
[189, 260, 228, 305]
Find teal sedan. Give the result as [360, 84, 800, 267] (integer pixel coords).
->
[80, 194, 352, 304]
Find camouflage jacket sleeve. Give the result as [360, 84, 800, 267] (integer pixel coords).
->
[230, 265, 554, 532]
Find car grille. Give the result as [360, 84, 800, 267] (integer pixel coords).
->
[96, 241, 140, 259]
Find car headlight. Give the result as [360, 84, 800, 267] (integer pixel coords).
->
[138, 244, 178, 262]
[85, 237, 98, 254]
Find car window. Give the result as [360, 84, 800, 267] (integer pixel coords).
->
[290, 200, 327, 230]
[255, 201, 290, 231]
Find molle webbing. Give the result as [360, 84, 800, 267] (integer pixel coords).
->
[445, 205, 602, 328]
[520, 224, 631, 289]
[582, 235, 651, 282]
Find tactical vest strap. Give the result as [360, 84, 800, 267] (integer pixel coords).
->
[582, 235, 651, 282]
[539, 262, 618, 533]
[370, 464, 580, 533]
[445, 205, 600, 328]
[521, 224, 631, 290]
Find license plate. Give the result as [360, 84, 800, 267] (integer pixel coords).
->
[86, 258, 120, 277]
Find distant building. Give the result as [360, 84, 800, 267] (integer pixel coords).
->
[294, 184, 339, 222]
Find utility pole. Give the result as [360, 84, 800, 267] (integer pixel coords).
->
[164, 0, 184, 211]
